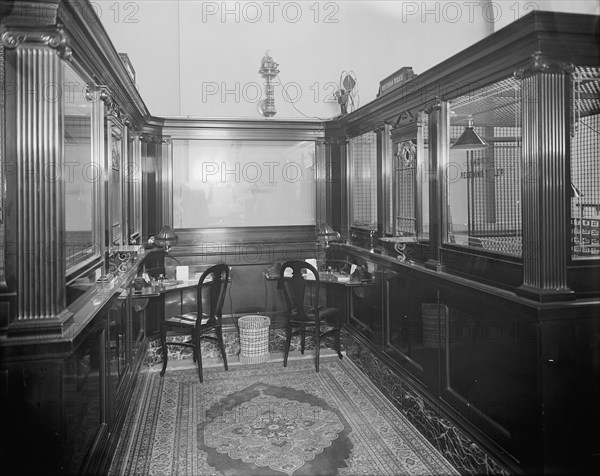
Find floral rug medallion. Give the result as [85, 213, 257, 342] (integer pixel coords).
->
[199, 382, 351, 475]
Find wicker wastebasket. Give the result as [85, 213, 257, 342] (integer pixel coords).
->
[238, 315, 271, 364]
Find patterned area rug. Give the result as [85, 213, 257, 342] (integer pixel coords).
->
[110, 357, 458, 476]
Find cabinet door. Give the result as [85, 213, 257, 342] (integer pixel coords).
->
[439, 288, 541, 466]
[64, 322, 107, 474]
[130, 293, 147, 363]
[107, 295, 129, 422]
[348, 261, 384, 348]
[385, 272, 440, 390]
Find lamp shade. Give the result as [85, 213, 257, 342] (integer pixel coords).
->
[154, 225, 178, 250]
[317, 222, 340, 249]
[318, 222, 341, 239]
[452, 119, 489, 150]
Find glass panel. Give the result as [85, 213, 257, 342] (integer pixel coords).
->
[571, 66, 600, 259]
[172, 140, 316, 228]
[127, 131, 142, 243]
[64, 64, 97, 271]
[419, 113, 430, 239]
[349, 132, 377, 229]
[447, 77, 522, 257]
[393, 140, 417, 236]
[107, 120, 123, 247]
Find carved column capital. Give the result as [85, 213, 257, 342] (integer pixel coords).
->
[1, 25, 72, 60]
[99, 86, 123, 118]
[140, 134, 171, 144]
[423, 98, 442, 114]
[514, 51, 574, 79]
[323, 135, 348, 146]
[373, 122, 387, 134]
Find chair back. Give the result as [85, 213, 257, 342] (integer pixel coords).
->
[279, 260, 320, 323]
[197, 264, 230, 323]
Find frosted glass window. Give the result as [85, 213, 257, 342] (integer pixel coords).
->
[173, 140, 316, 228]
[349, 132, 377, 229]
[64, 63, 98, 271]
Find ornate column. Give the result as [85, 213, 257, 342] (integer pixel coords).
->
[515, 52, 575, 302]
[374, 122, 390, 238]
[1, 26, 73, 333]
[425, 99, 447, 271]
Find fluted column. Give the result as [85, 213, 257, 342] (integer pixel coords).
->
[516, 52, 574, 302]
[2, 30, 73, 332]
[425, 100, 447, 271]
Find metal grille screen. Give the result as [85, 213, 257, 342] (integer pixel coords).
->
[448, 77, 522, 257]
[571, 66, 600, 259]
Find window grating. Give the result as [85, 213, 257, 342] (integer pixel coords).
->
[448, 77, 522, 257]
[571, 66, 600, 259]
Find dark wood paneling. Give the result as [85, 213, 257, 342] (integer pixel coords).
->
[335, 243, 600, 475]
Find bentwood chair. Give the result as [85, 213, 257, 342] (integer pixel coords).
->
[279, 260, 343, 372]
[160, 263, 230, 382]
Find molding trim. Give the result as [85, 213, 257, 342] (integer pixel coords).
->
[323, 135, 349, 146]
[140, 133, 171, 144]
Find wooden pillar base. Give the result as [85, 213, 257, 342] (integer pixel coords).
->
[516, 284, 575, 303]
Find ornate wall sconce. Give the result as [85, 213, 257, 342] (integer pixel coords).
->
[258, 52, 279, 117]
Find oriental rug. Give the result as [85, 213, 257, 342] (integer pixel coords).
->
[110, 356, 458, 475]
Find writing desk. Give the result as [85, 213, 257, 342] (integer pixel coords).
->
[134, 278, 227, 336]
[263, 270, 377, 330]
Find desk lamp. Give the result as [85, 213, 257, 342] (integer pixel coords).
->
[317, 222, 341, 249]
[152, 225, 182, 269]
[153, 225, 179, 252]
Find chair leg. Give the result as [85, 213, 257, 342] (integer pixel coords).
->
[315, 330, 320, 373]
[160, 324, 168, 377]
[300, 328, 306, 354]
[192, 335, 197, 363]
[336, 328, 343, 360]
[216, 326, 228, 371]
[283, 322, 292, 367]
[195, 328, 204, 383]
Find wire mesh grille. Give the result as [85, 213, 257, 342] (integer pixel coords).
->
[350, 132, 377, 229]
[571, 66, 600, 259]
[448, 77, 522, 257]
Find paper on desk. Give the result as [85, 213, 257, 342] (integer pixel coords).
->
[176, 266, 189, 281]
[305, 258, 317, 270]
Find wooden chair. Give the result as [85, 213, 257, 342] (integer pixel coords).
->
[160, 263, 229, 382]
[279, 260, 343, 372]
